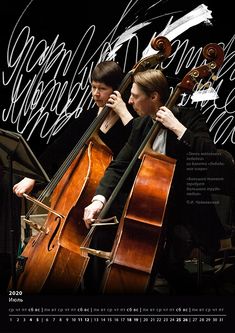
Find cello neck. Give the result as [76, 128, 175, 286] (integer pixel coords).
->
[44, 71, 134, 196]
[98, 84, 182, 219]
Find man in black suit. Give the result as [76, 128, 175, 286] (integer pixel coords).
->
[83, 69, 225, 293]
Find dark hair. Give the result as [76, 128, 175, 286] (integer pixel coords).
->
[91, 61, 124, 90]
[133, 69, 170, 104]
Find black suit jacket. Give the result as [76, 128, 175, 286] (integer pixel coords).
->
[96, 107, 225, 253]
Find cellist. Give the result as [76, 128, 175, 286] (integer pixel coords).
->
[1, 61, 133, 293]
[83, 69, 225, 294]
[13, 61, 134, 197]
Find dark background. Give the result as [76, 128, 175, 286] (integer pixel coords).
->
[0, 1, 234, 332]
[0, 0, 234, 159]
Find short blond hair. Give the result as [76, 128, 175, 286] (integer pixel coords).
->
[133, 69, 169, 103]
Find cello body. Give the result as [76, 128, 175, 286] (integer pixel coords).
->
[100, 43, 224, 294]
[16, 138, 112, 293]
[102, 153, 175, 293]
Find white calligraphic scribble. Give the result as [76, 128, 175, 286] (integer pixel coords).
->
[199, 35, 235, 145]
[2, 0, 178, 143]
[142, 4, 212, 57]
[1, 1, 234, 146]
[191, 87, 219, 102]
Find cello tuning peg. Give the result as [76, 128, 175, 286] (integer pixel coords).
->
[212, 75, 218, 81]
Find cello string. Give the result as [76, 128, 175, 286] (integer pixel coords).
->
[25, 105, 111, 218]
[26, 70, 134, 217]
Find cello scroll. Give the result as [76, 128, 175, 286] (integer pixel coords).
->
[179, 43, 224, 91]
[131, 36, 172, 73]
[167, 43, 224, 109]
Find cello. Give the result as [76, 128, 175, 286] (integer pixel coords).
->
[12, 36, 172, 293]
[81, 43, 224, 293]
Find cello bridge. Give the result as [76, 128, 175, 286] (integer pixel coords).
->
[24, 218, 49, 234]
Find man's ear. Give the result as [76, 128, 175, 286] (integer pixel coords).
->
[151, 91, 159, 102]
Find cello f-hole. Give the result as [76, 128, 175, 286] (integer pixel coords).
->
[48, 216, 62, 251]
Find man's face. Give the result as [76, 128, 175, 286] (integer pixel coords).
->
[91, 81, 113, 108]
[128, 83, 154, 117]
